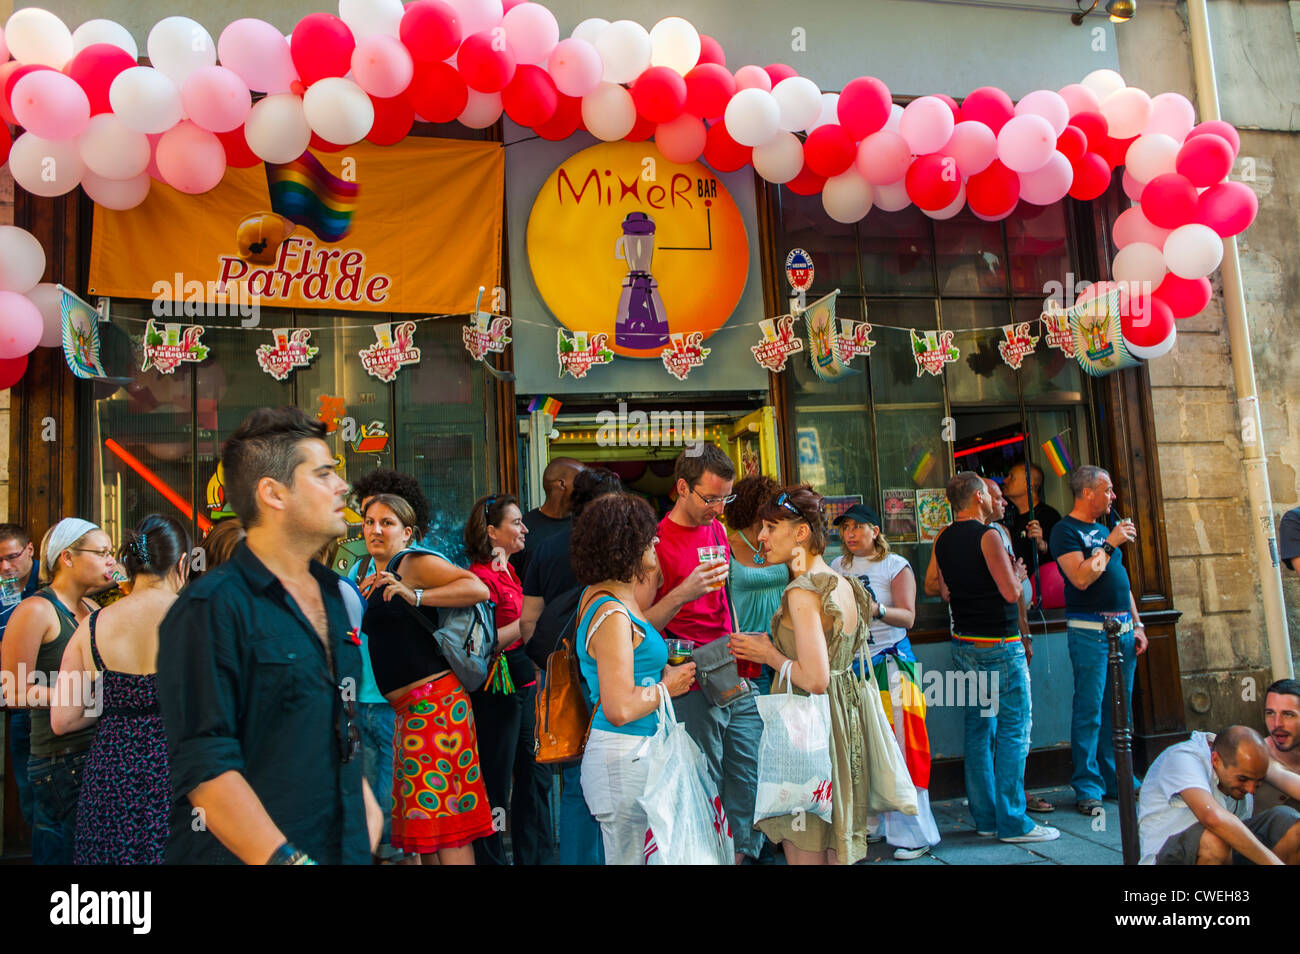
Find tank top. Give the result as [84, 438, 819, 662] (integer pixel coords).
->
[29, 588, 97, 756]
[933, 520, 1018, 638]
[576, 594, 668, 737]
[728, 557, 787, 635]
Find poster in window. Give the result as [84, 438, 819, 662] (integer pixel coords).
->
[916, 489, 953, 542]
[882, 489, 918, 542]
[823, 495, 863, 539]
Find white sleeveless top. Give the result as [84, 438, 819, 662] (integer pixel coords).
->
[831, 552, 910, 653]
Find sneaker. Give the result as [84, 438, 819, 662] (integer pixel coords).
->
[867, 832, 885, 844]
[1000, 824, 1060, 843]
[976, 830, 995, 838]
[893, 845, 932, 861]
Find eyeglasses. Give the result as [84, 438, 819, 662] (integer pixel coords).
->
[337, 685, 360, 765]
[72, 547, 114, 560]
[692, 488, 737, 507]
[775, 492, 803, 518]
[0, 550, 28, 565]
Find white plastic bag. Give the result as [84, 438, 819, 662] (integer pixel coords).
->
[637, 685, 734, 865]
[754, 661, 834, 825]
[860, 652, 919, 816]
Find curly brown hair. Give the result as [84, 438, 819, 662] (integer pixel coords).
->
[570, 493, 659, 585]
[724, 475, 780, 531]
[757, 484, 829, 555]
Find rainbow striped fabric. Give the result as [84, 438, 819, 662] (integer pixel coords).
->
[906, 445, 936, 486]
[265, 152, 360, 242]
[527, 395, 562, 417]
[1041, 433, 1074, 477]
[874, 654, 931, 790]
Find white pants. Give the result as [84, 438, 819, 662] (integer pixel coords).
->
[580, 728, 652, 865]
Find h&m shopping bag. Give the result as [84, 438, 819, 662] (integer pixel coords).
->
[754, 661, 834, 825]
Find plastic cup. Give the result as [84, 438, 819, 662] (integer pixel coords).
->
[665, 638, 693, 666]
[697, 545, 728, 590]
[733, 632, 764, 680]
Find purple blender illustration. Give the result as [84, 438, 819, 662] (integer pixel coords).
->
[614, 212, 670, 350]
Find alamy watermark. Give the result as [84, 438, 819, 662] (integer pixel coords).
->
[596, 402, 707, 457]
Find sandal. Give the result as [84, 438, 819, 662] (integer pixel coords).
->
[1076, 798, 1103, 815]
[1026, 792, 1055, 813]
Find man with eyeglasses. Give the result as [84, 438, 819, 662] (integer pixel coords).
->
[645, 443, 764, 864]
[0, 524, 41, 836]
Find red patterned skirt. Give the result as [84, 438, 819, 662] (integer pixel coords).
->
[390, 673, 495, 854]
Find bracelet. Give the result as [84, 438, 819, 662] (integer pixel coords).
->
[267, 841, 316, 865]
[414, 588, 424, 607]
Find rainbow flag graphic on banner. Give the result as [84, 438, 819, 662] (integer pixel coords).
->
[266, 152, 360, 243]
[906, 445, 936, 486]
[1042, 433, 1074, 477]
[527, 395, 562, 417]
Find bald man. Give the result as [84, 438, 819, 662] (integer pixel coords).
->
[511, 457, 584, 581]
[1138, 725, 1300, 864]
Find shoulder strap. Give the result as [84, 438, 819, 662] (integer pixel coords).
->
[88, 609, 105, 673]
[34, 588, 77, 627]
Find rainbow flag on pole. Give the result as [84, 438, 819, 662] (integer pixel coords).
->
[906, 445, 936, 486]
[1041, 432, 1074, 477]
[527, 395, 562, 417]
[266, 152, 360, 242]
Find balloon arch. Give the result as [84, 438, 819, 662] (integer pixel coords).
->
[0, 2, 1259, 386]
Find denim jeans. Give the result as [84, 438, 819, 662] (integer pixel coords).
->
[1066, 623, 1140, 801]
[28, 749, 89, 865]
[950, 640, 1033, 839]
[558, 761, 604, 865]
[8, 710, 34, 827]
[357, 701, 396, 853]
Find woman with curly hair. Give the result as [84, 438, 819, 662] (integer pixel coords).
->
[729, 485, 880, 865]
[723, 476, 789, 696]
[572, 494, 697, 864]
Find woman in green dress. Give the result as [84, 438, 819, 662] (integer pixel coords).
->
[729, 484, 877, 865]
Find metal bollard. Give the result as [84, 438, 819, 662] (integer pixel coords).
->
[1105, 617, 1139, 865]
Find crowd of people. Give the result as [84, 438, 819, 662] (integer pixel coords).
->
[0, 404, 1296, 866]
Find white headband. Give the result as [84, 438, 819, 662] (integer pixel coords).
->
[45, 518, 100, 572]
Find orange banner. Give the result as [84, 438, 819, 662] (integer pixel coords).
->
[89, 138, 503, 315]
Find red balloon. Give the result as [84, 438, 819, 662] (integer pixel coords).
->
[406, 61, 468, 122]
[786, 163, 827, 196]
[631, 66, 687, 125]
[1056, 125, 1088, 163]
[291, 12, 356, 86]
[1099, 135, 1136, 170]
[1176, 134, 1233, 188]
[1141, 173, 1198, 229]
[310, 131, 348, 152]
[66, 44, 136, 116]
[933, 93, 960, 121]
[803, 124, 856, 178]
[367, 94, 415, 145]
[765, 63, 798, 87]
[1, 63, 52, 126]
[1069, 111, 1108, 152]
[0, 124, 9, 167]
[1120, 292, 1174, 348]
[906, 153, 962, 211]
[0, 355, 28, 391]
[216, 126, 261, 167]
[837, 76, 891, 139]
[400, 0, 463, 62]
[1153, 273, 1212, 319]
[533, 94, 583, 141]
[1186, 119, 1240, 156]
[959, 86, 1014, 134]
[458, 30, 516, 93]
[1197, 180, 1258, 237]
[703, 121, 751, 172]
[503, 64, 558, 127]
[1068, 152, 1111, 200]
[696, 34, 726, 67]
[625, 113, 655, 142]
[967, 159, 1020, 216]
[684, 63, 734, 119]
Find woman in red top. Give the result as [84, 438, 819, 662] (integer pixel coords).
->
[464, 493, 530, 865]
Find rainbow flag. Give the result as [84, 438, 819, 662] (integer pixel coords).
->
[906, 445, 936, 486]
[527, 395, 562, 417]
[1042, 433, 1074, 477]
[874, 654, 931, 789]
[266, 152, 360, 242]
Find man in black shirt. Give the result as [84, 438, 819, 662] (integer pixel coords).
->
[157, 407, 372, 865]
[1001, 462, 1061, 573]
[511, 457, 584, 581]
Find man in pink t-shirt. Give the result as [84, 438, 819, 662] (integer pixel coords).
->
[646, 444, 763, 863]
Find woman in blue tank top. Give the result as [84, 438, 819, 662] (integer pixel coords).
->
[571, 494, 696, 865]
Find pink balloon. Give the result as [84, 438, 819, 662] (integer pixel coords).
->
[501, 2, 558, 66]
[996, 113, 1056, 172]
[1018, 151, 1073, 205]
[1122, 170, 1144, 202]
[1175, 134, 1233, 188]
[155, 120, 227, 194]
[12, 71, 90, 139]
[548, 38, 602, 98]
[959, 86, 1014, 134]
[1141, 173, 1199, 229]
[0, 291, 43, 359]
[941, 120, 997, 176]
[1186, 120, 1240, 156]
[1153, 273, 1211, 319]
[81, 170, 152, 210]
[655, 114, 706, 163]
[25, 283, 64, 349]
[733, 65, 771, 93]
[1144, 92, 1195, 141]
[1058, 83, 1101, 117]
[181, 66, 252, 133]
[856, 130, 911, 185]
[1015, 89, 1069, 136]
[899, 96, 954, 155]
[873, 177, 911, 213]
[218, 19, 299, 94]
[837, 76, 891, 139]
[351, 34, 414, 98]
[1113, 205, 1172, 249]
[1197, 180, 1258, 237]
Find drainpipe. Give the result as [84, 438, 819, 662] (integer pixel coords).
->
[1186, 0, 1294, 680]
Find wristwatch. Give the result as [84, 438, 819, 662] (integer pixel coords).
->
[875, 602, 887, 620]
[414, 588, 424, 607]
[1101, 542, 1116, 557]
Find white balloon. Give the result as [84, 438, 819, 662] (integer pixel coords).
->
[148, 16, 217, 85]
[1111, 241, 1167, 289]
[581, 81, 636, 141]
[571, 18, 609, 45]
[339, 0, 405, 41]
[822, 170, 875, 223]
[884, 103, 904, 133]
[1144, 91, 1196, 142]
[4, 8, 74, 67]
[7, 133, 85, 197]
[772, 77, 821, 133]
[873, 176, 911, 212]
[1124, 133, 1179, 184]
[26, 283, 64, 348]
[923, 181, 967, 221]
[448, 0, 504, 37]
[1100, 86, 1152, 140]
[1163, 224, 1224, 279]
[81, 170, 152, 210]
[724, 87, 780, 147]
[595, 20, 651, 85]
[71, 19, 139, 59]
[458, 89, 503, 129]
[804, 93, 839, 134]
[751, 132, 804, 184]
[1125, 324, 1176, 360]
[245, 93, 311, 163]
[1014, 89, 1070, 137]
[0, 25, 6, 62]
[109, 67, 184, 134]
[1081, 68, 1125, 101]
[648, 16, 700, 76]
[303, 78, 374, 145]
[0, 225, 47, 295]
[78, 114, 151, 180]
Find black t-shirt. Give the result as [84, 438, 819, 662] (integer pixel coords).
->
[934, 519, 1018, 638]
[1001, 501, 1062, 572]
[511, 508, 571, 582]
[523, 527, 578, 603]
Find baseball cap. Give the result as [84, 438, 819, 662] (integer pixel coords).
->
[833, 503, 881, 527]
[1279, 507, 1300, 570]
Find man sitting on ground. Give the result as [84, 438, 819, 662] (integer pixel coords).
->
[1256, 679, 1300, 813]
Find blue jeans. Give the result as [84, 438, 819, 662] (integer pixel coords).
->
[28, 750, 89, 865]
[8, 710, 34, 827]
[950, 640, 1033, 839]
[1066, 623, 1140, 801]
[357, 701, 396, 853]
[558, 761, 604, 865]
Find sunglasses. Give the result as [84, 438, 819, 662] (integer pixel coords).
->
[337, 684, 360, 765]
[775, 492, 803, 518]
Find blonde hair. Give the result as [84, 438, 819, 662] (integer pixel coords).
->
[839, 524, 890, 573]
[37, 526, 97, 585]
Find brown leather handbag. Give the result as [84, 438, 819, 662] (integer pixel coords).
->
[534, 632, 595, 765]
